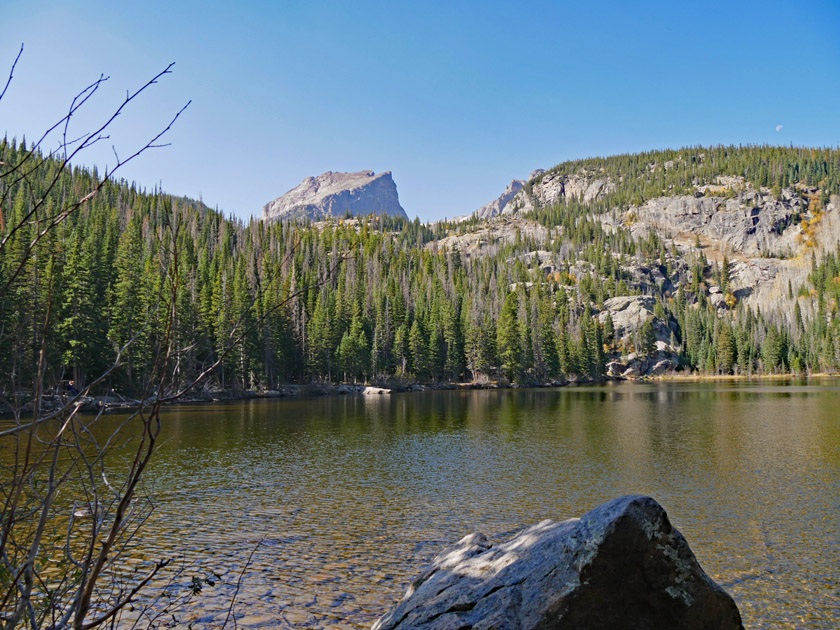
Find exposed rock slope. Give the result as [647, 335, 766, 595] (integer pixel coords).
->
[469, 169, 547, 220]
[430, 216, 553, 257]
[620, 181, 808, 258]
[373, 496, 743, 630]
[443, 161, 839, 340]
[610, 182, 840, 316]
[473, 178, 525, 220]
[503, 169, 615, 215]
[262, 170, 407, 221]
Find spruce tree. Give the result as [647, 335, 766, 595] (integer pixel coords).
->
[496, 291, 521, 381]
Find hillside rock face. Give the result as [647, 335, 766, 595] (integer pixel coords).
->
[467, 169, 547, 220]
[605, 184, 839, 314]
[629, 190, 805, 258]
[598, 295, 656, 338]
[504, 170, 615, 215]
[373, 496, 743, 630]
[473, 179, 526, 220]
[430, 217, 553, 256]
[262, 170, 407, 221]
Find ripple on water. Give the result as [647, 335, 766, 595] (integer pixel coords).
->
[96, 383, 840, 629]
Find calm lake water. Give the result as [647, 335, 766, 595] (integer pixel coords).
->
[95, 381, 840, 628]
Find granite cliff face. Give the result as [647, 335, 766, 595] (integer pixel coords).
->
[620, 181, 808, 258]
[262, 170, 407, 221]
[472, 178, 525, 220]
[464, 168, 613, 220]
[605, 179, 840, 320]
[428, 156, 840, 379]
[503, 169, 615, 215]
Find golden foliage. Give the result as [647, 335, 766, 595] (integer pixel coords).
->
[724, 292, 737, 308]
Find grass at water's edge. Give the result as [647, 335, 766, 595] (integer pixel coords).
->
[649, 371, 837, 382]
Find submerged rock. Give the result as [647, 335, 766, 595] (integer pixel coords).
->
[373, 495, 743, 630]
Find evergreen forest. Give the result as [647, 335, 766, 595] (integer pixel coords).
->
[3, 140, 840, 399]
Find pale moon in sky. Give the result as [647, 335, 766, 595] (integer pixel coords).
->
[775, 125, 784, 132]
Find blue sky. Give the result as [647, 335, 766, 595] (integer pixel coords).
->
[2, 1, 839, 222]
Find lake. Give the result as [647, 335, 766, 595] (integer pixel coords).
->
[96, 381, 840, 628]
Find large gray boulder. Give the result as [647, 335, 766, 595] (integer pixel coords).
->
[598, 296, 656, 339]
[373, 496, 743, 630]
[262, 170, 408, 221]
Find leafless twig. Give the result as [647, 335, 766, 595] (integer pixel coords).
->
[221, 540, 264, 630]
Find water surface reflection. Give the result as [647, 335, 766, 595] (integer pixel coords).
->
[103, 381, 839, 628]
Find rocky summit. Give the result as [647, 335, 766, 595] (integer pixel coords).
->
[466, 169, 547, 221]
[373, 496, 744, 630]
[471, 178, 525, 220]
[262, 170, 408, 221]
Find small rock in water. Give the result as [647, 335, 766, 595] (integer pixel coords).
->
[372, 495, 744, 630]
[362, 386, 392, 395]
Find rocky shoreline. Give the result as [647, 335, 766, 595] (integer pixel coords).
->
[0, 379, 571, 416]
[4, 372, 832, 417]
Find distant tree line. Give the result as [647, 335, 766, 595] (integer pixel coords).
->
[3, 140, 840, 398]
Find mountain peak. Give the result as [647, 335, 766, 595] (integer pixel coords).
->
[263, 170, 407, 221]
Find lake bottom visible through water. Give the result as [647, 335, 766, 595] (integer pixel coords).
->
[103, 381, 840, 629]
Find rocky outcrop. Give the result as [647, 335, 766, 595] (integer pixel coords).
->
[598, 296, 656, 338]
[262, 170, 408, 222]
[607, 187, 839, 314]
[606, 354, 679, 378]
[629, 191, 803, 258]
[373, 496, 743, 630]
[473, 179, 526, 220]
[430, 217, 553, 258]
[503, 170, 615, 216]
[597, 296, 680, 378]
[598, 295, 676, 342]
[466, 170, 548, 221]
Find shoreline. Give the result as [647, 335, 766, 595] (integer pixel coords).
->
[648, 371, 837, 382]
[4, 372, 837, 417]
[131, 371, 840, 409]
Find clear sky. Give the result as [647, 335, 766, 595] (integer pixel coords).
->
[2, 1, 840, 222]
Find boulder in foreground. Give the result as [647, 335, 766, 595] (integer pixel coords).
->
[373, 495, 743, 630]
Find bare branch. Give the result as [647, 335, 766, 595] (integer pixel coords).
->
[221, 540, 263, 630]
[0, 63, 189, 298]
[0, 43, 23, 104]
[79, 559, 170, 630]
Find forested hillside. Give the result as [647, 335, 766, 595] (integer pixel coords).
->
[3, 140, 840, 399]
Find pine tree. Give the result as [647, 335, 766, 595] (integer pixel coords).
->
[394, 322, 410, 376]
[496, 291, 521, 381]
[720, 254, 731, 293]
[409, 317, 428, 378]
[638, 318, 657, 357]
[716, 323, 736, 374]
[762, 326, 785, 373]
[108, 217, 148, 387]
[58, 225, 100, 385]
